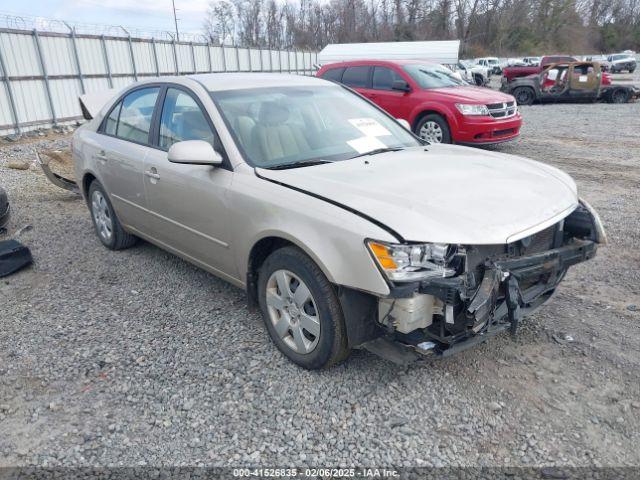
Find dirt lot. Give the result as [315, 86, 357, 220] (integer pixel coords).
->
[1, 98, 639, 469]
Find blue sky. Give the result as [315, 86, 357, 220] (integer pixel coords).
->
[2, 0, 210, 36]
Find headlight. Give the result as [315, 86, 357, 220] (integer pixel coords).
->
[455, 103, 490, 116]
[367, 240, 456, 282]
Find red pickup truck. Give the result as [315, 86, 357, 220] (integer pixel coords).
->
[502, 55, 577, 82]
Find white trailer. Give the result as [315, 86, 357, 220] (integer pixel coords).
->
[317, 40, 461, 66]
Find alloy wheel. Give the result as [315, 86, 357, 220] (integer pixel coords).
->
[419, 121, 443, 143]
[91, 190, 113, 242]
[265, 269, 321, 354]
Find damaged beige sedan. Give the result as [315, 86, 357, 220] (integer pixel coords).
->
[72, 73, 606, 369]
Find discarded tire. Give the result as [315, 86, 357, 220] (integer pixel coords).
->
[0, 185, 9, 229]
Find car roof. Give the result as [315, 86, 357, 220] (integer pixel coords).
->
[320, 59, 437, 68]
[187, 73, 331, 91]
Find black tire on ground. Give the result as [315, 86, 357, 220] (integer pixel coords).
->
[88, 180, 137, 250]
[513, 87, 535, 106]
[414, 113, 452, 144]
[609, 88, 630, 104]
[257, 246, 350, 370]
[473, 74, 484, 86]
[630, 68, 636, 73]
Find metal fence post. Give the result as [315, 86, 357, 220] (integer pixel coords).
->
[248, 47, 253, 72]
[190, 42, 196, 73]
[278, 50, 282, 72]
[100, 35, 113, 88]
[294, 50, 299, 74]
[258, 48, 263, 71]
[268, 49, 273, 71]
[220, 44, 226, 72]
[126, 33, 138, 81]
[65, 23, 85, 94]
[0, 41, 20, 134]
[32, 29, 57, 125]
[206, 44, 212, 72]
[151, 38, 160, 76]
[235, 45, 240, 71]
[172, 39, 179, 74]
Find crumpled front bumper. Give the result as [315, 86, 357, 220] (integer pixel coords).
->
[429, 239, 597, 358]
[363, 238, 598, 363]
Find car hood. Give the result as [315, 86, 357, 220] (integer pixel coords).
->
[429, 86, 515, 103]
[257, 145, 578, 245]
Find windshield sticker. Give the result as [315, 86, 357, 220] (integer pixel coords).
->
[349, 118, 391, 137]
[347, 136, 387, 154]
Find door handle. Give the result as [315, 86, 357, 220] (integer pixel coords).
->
[144, 170, 160, 180]
[95, 150, 107, 161]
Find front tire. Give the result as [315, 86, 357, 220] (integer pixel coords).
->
[257, 246, 349, 369]
[415, 114, 451, 144]
[88, 180, 136, 250]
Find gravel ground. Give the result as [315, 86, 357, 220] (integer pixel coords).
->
[1, 98, 639, 469]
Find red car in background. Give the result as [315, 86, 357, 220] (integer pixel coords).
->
[317, 59, 522, 145]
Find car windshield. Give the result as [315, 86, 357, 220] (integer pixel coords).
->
[402, 64, 466, 89]
[210, 85, 420, 168]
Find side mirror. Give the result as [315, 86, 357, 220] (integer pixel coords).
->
[168, 140, 223, 166]
[396, 118, 411, 130]
[391, 79, 411, 92]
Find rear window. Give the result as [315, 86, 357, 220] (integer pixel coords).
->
[321, 67, 345, 83]
[342, 66, 370, 88]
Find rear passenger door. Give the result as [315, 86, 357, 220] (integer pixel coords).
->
[96, 86, 160, 229]
[142, 86, 237, 280]
[369, 66, 412, 119]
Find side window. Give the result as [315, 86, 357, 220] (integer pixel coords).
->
[159, 88, 215, 150]
[116, 87, 160, 144]
[104, 101, 122, 136]
[321, 67, 345, 83]
[342, 66, 370, 88]
[372, 67, 403, 90]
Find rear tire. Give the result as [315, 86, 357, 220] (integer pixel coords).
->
[609, 88, 630, 104]
[414, 114, 451, 144]
[88, 180, 137, 250]
[257, 246, 350, 369]
[513, 87, 535, 106]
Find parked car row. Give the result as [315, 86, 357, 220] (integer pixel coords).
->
[66, 72, 605, 369]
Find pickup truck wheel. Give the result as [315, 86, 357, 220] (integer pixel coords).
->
[257, 246, 350, 369]
[473, 74, 484, 86]
[88, 180, 137, 250]
[629, 68, 636, 74]
[513, 87, 535, 106]
[415, 114, 451, 144]
[610, 88, 630, 104]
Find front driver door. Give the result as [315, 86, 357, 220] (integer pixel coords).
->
[143, 86, 237, 281]
[369, 66, 413, 120]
